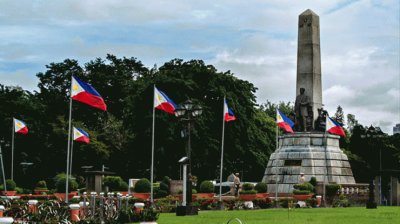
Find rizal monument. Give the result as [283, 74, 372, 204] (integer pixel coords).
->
[262, 9, 356, 194]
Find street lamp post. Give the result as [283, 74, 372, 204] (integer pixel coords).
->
[175, 100, 202, 214]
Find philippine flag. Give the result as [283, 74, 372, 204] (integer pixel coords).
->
[276, 109, 294, 133]
[154, 87, 177, 114]
[14, 118, 28, 134]
[224, 99, 236, 122]
[71, 76, 107, 111]
[73, 127, 90, 144]
[326, 116, 346, 137]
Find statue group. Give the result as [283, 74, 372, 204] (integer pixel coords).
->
[294, 87, 328, 132]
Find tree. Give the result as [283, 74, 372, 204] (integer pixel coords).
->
[333, 105, 345, 126]
[346, 114, 358, 133]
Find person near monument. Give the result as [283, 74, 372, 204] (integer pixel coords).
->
[299, 173, 306, 184]
[233, 173, 241, 196]
[295, 88, 310, 131]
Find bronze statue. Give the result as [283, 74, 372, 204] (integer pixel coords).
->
[314, 108, 329, 132]
[295, 88, 310, 131]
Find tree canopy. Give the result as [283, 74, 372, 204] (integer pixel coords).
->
[0, 54, 398, 191]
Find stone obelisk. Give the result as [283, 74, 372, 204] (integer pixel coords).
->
[296, 9, 322, 124]
[262, 9, 356, 196]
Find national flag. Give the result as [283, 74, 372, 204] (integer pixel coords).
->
[73, 127, 90, 144]
[71, 76, 107, 111]
[224, 99, 236, 122]
[326, 116, 346, 137]
[276, 109, 294, 133]
[14, 118, 28, 134]
[154, 87, 177, 114]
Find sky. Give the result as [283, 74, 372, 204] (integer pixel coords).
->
[0, 0, 399, 134]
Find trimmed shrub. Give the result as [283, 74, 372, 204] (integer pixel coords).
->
[155, 190, 168, 198]
[103, 176, 128, 192]
[326, 184, 341, 196]
[199, 180, 214, 193]
[242, 183, 254, 191]
[54, 174, 78, 193]
[134, 178, 151, 193]
[309, 177, 317, 187]
[293, 182, 314, 192]
[240, 190, 257, 195]
[254, 182, 268, 193]
[35, 180, 48, 190]
[293, 189, 311, 195]
[6, 179, 16, 191]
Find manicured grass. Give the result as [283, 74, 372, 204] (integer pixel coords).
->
[157, 207, 400, 224]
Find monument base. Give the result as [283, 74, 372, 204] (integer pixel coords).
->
[262, 132, 355, 194]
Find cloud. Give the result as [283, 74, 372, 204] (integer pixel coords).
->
[0, 0, 398, 133]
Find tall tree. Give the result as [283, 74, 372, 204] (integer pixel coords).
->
[333, 105, 345, 126]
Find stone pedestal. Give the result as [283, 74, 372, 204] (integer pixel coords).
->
[262, 133, 355, 194]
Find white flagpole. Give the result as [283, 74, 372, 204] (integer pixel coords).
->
[323, 117, 329, 207]
[150, 85, 156, 205]
[219, 96, 226, 204]
[65, 80, 73, 203]
[11, 118, 15, 181]
[69, 133, 74, 178]
[275, 112, 279, 201]
[0, 144, 7, 192]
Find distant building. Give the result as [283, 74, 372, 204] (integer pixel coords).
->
[394, 124, 400, 135]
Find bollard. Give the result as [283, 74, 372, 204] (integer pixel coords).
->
[28, 200, 39, 214]
[0, 205, 5, 217]
[134, 202, 145, 213]
[125, 196, 131, 208]
[69, 204, 80, 222]
[99, 192, 105, 222]
[82, 192, 87, 218]
[79, 201, 89, 219]
[90, 192, 97, 219]
[316, 195, 322, 207]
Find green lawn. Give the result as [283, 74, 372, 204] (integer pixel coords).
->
[156, 207, 400, 224]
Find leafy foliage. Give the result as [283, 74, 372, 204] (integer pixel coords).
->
[6, 179, 17, 191]
[134, 178, 151, 193]
[254, 182, 268, 193]
[0, 54, 398, 191]
[54, 173, 78, 193]
[103, 176, 128, 192]
[199, 180, 214, 193]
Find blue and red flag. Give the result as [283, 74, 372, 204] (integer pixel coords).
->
[73, 127, 90, 144]
[154, 87, 177, 114]
[71, 76, 107, 111]
[224, 99, 236, 122]
[326, 116, 346, 137]
[14, 118, 28, 135]
[276, 109, 294, 133]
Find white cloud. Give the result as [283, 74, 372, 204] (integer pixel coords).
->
[0, 0, 398, 133]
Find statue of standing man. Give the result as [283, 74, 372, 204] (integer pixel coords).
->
[295, 88, 310, 131]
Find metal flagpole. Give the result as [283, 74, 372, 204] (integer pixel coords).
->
[219, 96, 226, 204]
[69, 133, 74, 178]
[65, 81, 73, 203]
[11, 118, 15, 181]
[0, 144, 7, 192]
[150, 85, 156, 205]
[275, 121, 279, 203]
[323, 120, 328, 207]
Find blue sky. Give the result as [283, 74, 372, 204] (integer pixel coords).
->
[0, 0, 399, 133]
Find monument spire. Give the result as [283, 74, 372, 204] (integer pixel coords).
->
[296, 9, 323, 129]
